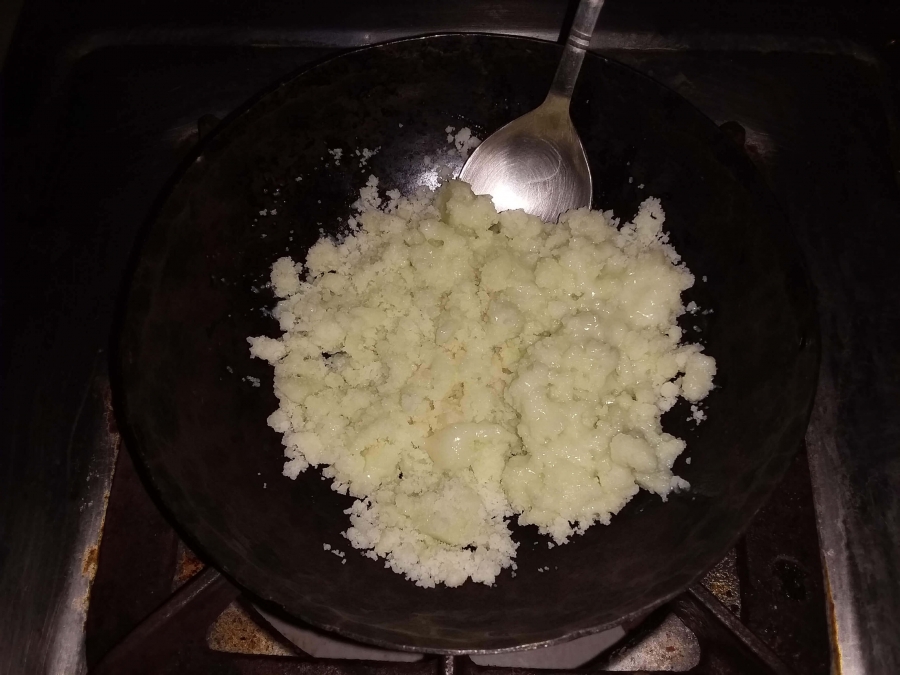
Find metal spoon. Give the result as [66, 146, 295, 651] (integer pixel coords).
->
[460, 0, 605, 223]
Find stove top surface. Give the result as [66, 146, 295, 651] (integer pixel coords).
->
[82, 429, 828, 674]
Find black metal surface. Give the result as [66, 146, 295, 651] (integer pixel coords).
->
[3, 1, 900, 671]
[82, 429, 829, 673]
[92, 567, 239, 675]
[116, 34, 818, 652]
[673, 586, 793, 675]
[86, 572, 793, 675]
[83, 449, 182, 667]
[738, 448, 829, 674]
[1, 45, 341, 675]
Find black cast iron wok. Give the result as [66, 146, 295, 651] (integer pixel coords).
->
[117, 34, 819, 653]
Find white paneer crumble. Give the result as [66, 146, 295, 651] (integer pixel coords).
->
[249, 179, 715, 588]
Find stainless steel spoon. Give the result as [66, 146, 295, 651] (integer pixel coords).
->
[460, 0, 605, 222]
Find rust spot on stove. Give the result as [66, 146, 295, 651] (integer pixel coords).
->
[173, 541, 206, 589]
[82, 544, 99, 577]
[207, 602, 294, 656]
[823, 567, 843, 667]
[101, 380, 121, 439]
[701, 548, 741, 616]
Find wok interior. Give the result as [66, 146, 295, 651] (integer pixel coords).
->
[119, 35, 818, 651]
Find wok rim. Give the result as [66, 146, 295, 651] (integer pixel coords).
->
[113, 31, 821, 655]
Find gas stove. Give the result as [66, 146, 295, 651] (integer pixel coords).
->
[83, 429, 828, 673]
[2, 2, 900, 674]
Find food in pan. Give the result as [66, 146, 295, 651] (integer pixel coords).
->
[249, 178, 715, 587]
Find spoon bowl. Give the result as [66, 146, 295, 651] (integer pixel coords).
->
[460, 0, 605, 222]
[460, 93, 591, 222]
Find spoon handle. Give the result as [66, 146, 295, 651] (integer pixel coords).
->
[547, 0, 605, 102]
